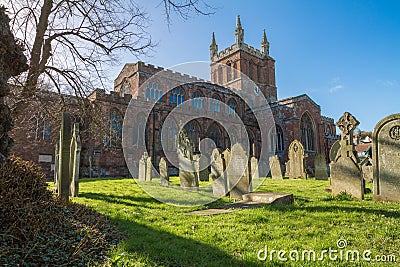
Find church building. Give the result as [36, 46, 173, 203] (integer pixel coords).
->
[10, 16, 338, 178]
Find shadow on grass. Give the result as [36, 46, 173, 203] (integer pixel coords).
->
[262, 202, 400, 219]
[80, 177, 132, 183]
[111, 216, 265, 267]
[79, 192, 161, 206]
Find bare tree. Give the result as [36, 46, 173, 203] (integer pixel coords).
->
[6, 0, 213, 118]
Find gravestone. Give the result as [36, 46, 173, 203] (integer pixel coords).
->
[329, 140, 341, 162]
[227, 144, 249, 199]
[177, 124, 199, 189]
[373, 113, 400, 202]
[222, 148, 231, 171]
[54, 143, 59, 191]
[146, 156, 152, 181]
[199, 155, 210, 182]
[69, 123, 81, 197]
[210, 148, 227, 197]
[250, 156, 259, 179]
[362, 165, 373, 182]
[138, 152, 148, 181]
[314, 154, 328, 180]
[285, 140, 307, 179]
[330, 112, 364, 199]
[58, 112, 72, 199]
[159, 157, 169, 186]
[269, 155, 283, 179]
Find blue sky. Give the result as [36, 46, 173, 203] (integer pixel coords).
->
[110, 0, 400, 131]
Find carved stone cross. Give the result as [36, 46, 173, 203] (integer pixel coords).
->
[336, 112, 360, 136]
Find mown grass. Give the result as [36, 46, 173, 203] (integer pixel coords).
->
[71, 177, 400, 266]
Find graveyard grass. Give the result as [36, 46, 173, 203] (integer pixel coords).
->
[72, 178, 400, 267]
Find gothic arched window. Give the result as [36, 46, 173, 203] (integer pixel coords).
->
[104, 109, 123, 148]
[301, 113, 315, 151]
[29, 112, 51, 141]
[132, 113, 146, 147]
[209, 95, 221, 113]
[192, 91, 204, 109]
[146, 82, 162, 102]
[227, 99, 236, 115]
[184, 120, 201, 152]
[162, 119, 177, 151]
[169, 88, 184, 105]
[207, 123, 221, 148]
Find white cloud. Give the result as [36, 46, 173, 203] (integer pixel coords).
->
[329, 84, 343, 93]
[376, 80, 398, 87]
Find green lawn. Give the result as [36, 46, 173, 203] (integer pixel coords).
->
[72, 177, 400, 267]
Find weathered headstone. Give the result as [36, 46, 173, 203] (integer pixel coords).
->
[373, 113, 400, 202]
[199, 155, 210, 182]
[54, 143, 59, 191]
[227, 144, 249, 199]
[330, 112, 364, 199]
[146, 156, 152, 181]
[285, 140, 307, 179]
[269, 155, 283, 179]
[69, 123, 81, 197]
[250, 156, 259, 180]
[159, 157, 169, 186]
[138, 152, 148, 181]
[58, 112, 72, 199]
[222, 148, 231, 171]
[329, 140, 341, 162]
[177, 124, 199, 189]
[314, 154, 328, 180]
[210, 148, 227, 197]
[362, 165, 373, 182]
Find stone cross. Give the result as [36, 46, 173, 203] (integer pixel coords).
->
[58, 112, 72, 200]
[69, 123, 81, 197]
[330, 112, 364, 199]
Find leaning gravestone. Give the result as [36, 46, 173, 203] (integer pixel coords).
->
[177, 124, 199, 189]
[250, 156, 259, 180]
[146, 156, 152, 181]
[138, 152, 148, 181]
[285, 140, 307, 179]
[159, 157, 169, 186]
[269, 155, 283, 179]
[314, 154, 328, 180]
[227, 144, 250, 199]
[373, 113, 400, 202]
[69, 123, 81, 197]
[331, 112, 364, 199]
[58, 112, 72, 199]
[210, 148, 227, 197]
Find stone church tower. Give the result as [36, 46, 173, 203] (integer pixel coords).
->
[210, 16, 277, 102]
